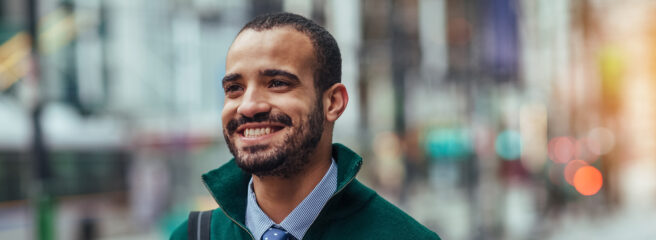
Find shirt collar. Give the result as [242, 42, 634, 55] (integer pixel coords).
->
[201, 143, 363, 227]
[246, 158, 338, 240]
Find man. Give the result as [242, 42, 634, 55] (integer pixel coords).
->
[171, 12, 440, 240]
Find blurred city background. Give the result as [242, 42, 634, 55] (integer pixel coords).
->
[1, 0, 655, 239]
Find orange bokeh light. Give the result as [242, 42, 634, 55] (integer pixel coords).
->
[564, 159, 588, 185]
[573, 166, 603, 196]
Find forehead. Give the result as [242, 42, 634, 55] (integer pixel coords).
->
[226, 27, 316, 72]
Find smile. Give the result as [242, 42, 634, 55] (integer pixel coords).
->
[236, 123, 286, 140]
[243, 127, 273, 137]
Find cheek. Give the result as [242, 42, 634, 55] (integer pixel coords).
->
[221, 102, 239, 124]
[283, 104, 315, 123]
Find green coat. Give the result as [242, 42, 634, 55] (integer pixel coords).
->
[170, 143, 440, 240]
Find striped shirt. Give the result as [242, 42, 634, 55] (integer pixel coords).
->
[245, 159, 338, 240]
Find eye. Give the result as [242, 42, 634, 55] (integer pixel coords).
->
[224, 84, 243, 96]
[269, 79, 290, 88]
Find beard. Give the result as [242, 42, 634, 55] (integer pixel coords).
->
[223, 100, 324, 178]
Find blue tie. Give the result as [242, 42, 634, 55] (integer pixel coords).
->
[261, 226, 292, 240]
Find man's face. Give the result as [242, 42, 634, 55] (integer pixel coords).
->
[221, 27, 324, 177]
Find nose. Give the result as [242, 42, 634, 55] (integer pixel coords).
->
[237, 87, 271, 118]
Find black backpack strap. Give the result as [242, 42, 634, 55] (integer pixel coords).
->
[187, 210, 213, 240]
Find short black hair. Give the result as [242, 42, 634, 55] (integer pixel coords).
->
[240, 12, 341, 94]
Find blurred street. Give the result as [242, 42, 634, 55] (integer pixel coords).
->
[2, 0, 656, 239]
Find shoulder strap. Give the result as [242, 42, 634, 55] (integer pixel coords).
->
[187, 210, 213, 240]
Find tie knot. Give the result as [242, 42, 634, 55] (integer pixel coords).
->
[262, 226, 292, 240]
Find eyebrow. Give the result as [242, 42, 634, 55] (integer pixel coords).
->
[222, 69, 301, 85]
[261, 69, 300, 83]
[222, 73, 241, 84]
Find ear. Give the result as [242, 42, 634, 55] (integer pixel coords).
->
[323, 83, 348, 123]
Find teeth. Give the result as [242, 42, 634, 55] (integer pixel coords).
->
[244, 127, 273, 137]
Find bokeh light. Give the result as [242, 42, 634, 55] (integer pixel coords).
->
[564, 159, 588, 185]
[548, 137, 575, 163]
[573, 166, 603, 196]
[426, 128, 472, 160]
[495, 130, 522, 160]
[587, 128, 615, 155]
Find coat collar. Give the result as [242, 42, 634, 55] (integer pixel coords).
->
[201, 143, 363, 226]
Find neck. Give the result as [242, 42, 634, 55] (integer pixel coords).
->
[252, 141, 332, 224]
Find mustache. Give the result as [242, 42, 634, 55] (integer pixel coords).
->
[226, 112, 293, 135]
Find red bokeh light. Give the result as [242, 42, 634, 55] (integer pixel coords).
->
[564, 159, 588, 185]
[549, 137, 575, 163]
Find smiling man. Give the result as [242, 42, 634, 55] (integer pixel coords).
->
[170, 12, 439, 240]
